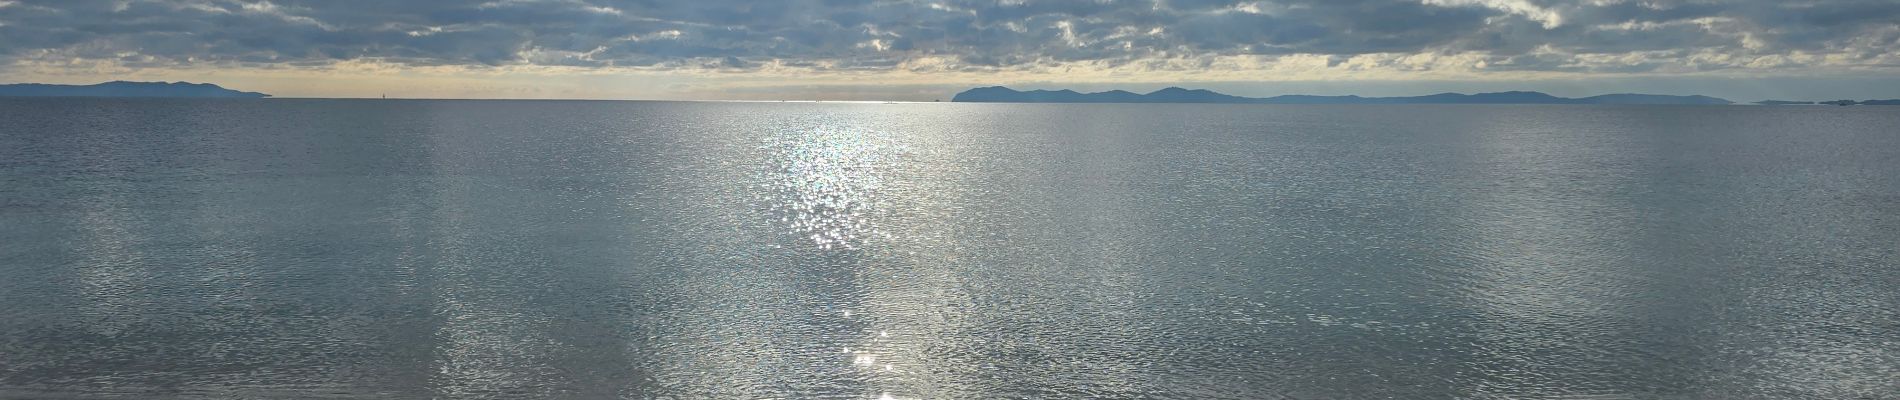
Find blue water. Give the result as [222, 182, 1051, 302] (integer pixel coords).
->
[1, 99, 1897, 399]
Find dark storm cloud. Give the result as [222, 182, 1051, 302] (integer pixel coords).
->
[0, 0, 1895, 72]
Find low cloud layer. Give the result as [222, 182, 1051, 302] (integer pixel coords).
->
[2, 0, 1897, 95]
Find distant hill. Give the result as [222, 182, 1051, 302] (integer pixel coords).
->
[1575, 93, 1734, 105]
[952, 86, 1734, 105]
[0, 81, 270, 98]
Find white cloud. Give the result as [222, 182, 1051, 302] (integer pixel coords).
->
[1420, 0, 1564, 28]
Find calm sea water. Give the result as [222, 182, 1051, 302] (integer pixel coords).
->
[1, 99, 1896, 399]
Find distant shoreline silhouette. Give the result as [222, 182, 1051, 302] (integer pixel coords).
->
[0, 81, 269, 98]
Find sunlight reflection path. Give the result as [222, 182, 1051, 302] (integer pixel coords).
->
[761, 119, 917, 399]
[762, 123, 907, 250]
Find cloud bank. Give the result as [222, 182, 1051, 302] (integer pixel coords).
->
[2, 0, 1896, 97]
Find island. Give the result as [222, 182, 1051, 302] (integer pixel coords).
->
[952, 86, 1734, 105]
[0, 81, 271, 98]
[1801, 99, 1900, 106]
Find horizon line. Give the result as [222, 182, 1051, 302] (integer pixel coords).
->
[2, 95, 1874, 104]
[5, 80, 1894, 103]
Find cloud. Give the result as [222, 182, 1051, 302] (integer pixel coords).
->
[1, 0, 1896, 79]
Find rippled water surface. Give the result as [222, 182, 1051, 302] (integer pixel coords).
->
[2, 99, 1897, 399]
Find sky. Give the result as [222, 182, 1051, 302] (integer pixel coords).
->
[1, 0, 1897, 101]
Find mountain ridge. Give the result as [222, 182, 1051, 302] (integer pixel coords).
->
[952, 86, 1735, 105]
[0, 81, 270, 98]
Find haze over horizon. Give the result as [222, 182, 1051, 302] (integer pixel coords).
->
[2, 0, 1898, 101]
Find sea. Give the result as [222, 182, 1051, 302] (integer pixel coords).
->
[1, 98, 1896, 399]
